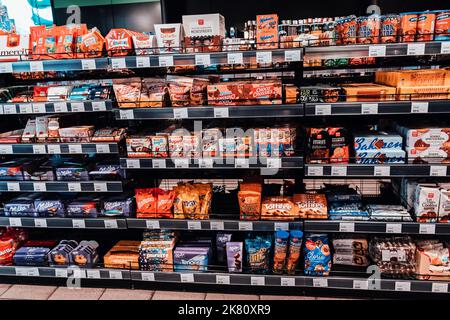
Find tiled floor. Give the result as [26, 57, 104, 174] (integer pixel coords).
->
[0, 284, 358, 300]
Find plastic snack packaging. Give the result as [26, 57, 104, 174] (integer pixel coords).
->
[357, 15, 380, 44]
[216, 233, 232, 264]
[136, 188, 158, 218]
[70, 240, 99, 267]
[245, 234, 272, 274]
[132, 32, 157, 55]
[104, 240, 140, 269]
[29, 25, 49, 60]
[380, 15, 400, 43]
[167, 76, 193, 107]
[238, 190, 261, 221]
[156, 189, 175, 218]
[337, 15, 357, 44]
[434, 10, 450, 41]
[49, 240, 78, 266]
[113, 78, 142, 108]
[285, 230, 303, 274]
[273, 230, 289, 274]
[416, 11, 436, 41]
[304, 233, 331, 276]
[76, 27, 105, 58]
[226, 242, 243, 272]
[399, 12, 418, 42]
[261, 196, 297, 221]
[106, 28, 143, 56]
[154, 23, 183, 53]
[256, 14, 279, 49]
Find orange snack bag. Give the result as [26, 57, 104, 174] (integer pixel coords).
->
[29, 25, 48, 60]
[136, 188, 157, 218]
[156, 189, 175, 218]
[106, 29, 143, 56]
[76, 27, 105, 58]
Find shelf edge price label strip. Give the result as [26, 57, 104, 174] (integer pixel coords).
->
[214, 107, 229, 118]
[361, 103, 378, 115]
[395, 281, 411, 292]
[141, 272, 155, 281]
[92, 101, 107, 111]
[235, 158, 249, 168]
[126, 159, 141, 169]
[374, 166, 391, 177]
[34, 218, 47, 228]
[432, 282, 448, 293]
[307, 166, 324, 176]
[173, 108, 188, 119]
[33, 182, 47, 192]
[430, 165, 447, 177]
[152, 159, 167, 169]
[256, 51, 272, 64]
[441, 41, 450, 54]
[419, 223, 436, 234]
[407, 43, 426, 56]
[72, 219, 86, 229]
[109, 270, 123, 280]
[68, 182, 82, 192]
[146, 220, 160, 229]
[315, 104, 331, 116]
[47, 144, 62, 154]
[339, 222, 355, 233]
[0, 62, 13, 73]
[187, 221, 201, 230]
[30, 61, 44, 72]
[70, 102, 85, 112]
[180, 273, 195, 283]
[136, 56, 150, 68]
[55, 268, 68, 278]
[238, 221, 253, 231]
[313, 278, 328, 288]
[86, 269, 101, 279]
[386, 223, 402, 234]
[81, 59, 96, 70]
[210, 221, 224, 231]
[216, 275, 230, 285]
[111, 58, 126, 69]
[331, 166, 347, 177]
[353, 280, 369, 290]
[33, 144, 47, 154]
[94, 182, 108, 192]
[15, 267, 39, 277]
[368, 45, 386, 57]
[174, 158, 189, 168]
[32, 103, 46, 114]
[96, 144, 111, 154]
[104, 219, 118, 229]
[68, 144, 83, 154]
[119, 109, 134, 120]
[280, 277, 295, 286]
[411, 101, 429, 113]
[19, 104, 33, 114]
[9, 217, 22, 227]
[199, 158, 214, 168]
[284, 49, 301, 62]
[195, 54, 211, 66]
[274, 222, 289, 231]
[158, 55, 174, 67]
[227, 52, 243, 65]
[250, 276, 265, 286]
[0, 145, 12, 154]
[7, 182, 20, 192]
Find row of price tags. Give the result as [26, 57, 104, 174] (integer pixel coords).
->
[126, 158, 282, 169]
[307, 165, 448, 177]
[0, 101, 107, 115]
[4, 182, 112, 192]
[120, 107, 231, 120]
[0, 144, 111, 155]
[7, 217, 121, 229]
[143, 219, 290, 231]
[314, 102, 432, 116]
[368, 42, 450, 57]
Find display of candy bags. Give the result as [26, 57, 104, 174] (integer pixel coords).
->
[304, 234, 332, 276]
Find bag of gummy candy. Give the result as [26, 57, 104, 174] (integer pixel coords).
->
[303, 233, 332, 276]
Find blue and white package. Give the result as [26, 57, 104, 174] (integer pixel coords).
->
[304, 234, 332, 276]
[354, 132, 403, 152]
[356, 149, 406, 164]
[173, 247, 210, 272]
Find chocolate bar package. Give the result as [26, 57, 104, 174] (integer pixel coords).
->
[49, 240, 78, 266]
[354, 132, 403, 152]
[299, 86, 345, 103]
[89, 163, 123, 180]
[182, 14, 225, 53]
[58, 126, 94, 143]
[154, 23, 183, 53]
[56, 163, 89, 181]
[126, 136, 152, 158]
[226, 242, 243, 273]
[66, 197, 101, 218]
[216, 233, 232, 264]
[174, 247, 210, 272]
[356, 149, 406, 164]
[0, 160, 25, 180]
[70, 240, 99, 268]
[396, 125, 450, 148]
[414, 185, 440, 223]
[4, 193, 42, 217]
[91, 128, 126, 142]
[406, 147, 449, 163]
[13, 246, 51, 266]
[104, 240, 140, 269]
[308, 128, 329, 164]
[101, 195, 133, 217]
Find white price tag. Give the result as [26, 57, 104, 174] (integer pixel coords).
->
[96, 144, 111, 154]
[0, 62, 13, 73]
[72, 269, 87, 279]
[251, 276, 265, 286]
[55, 269, 68, 278]
[33, 182, 47, 192]
[210, 221, 224, 231]
[19, 104, 33, 114]
[407, 43, 425, 56]
[313, 278, 328, 288]
[419, 224, 436, 234]
[281, 277, 295, 286]
[180, 273, 195, 283]
[94, 182, 108, 192]
[104, 220, 118, 229]
[411, 102, 429, 113]
[361, 103, 378, 114]
[3, 104, 16, 114]
[395, 281, 411, 292]
[47, 144, 61, 154]
[53, 102, 68, 113]
[111, 58, 126, 69]
[126, 159, 140, 168]
[67, 183, 82, 192]
[238, 221, 253, 231]
[216, 275, 230, 285]
[430, 166, 447, 177]
[72, 219, 86, 229]
[195, 54, 211, 66]
[214, 107, 229, 118]
[68, 144, 83, 154]
[30, 61, 44, 72]
[368, 45, 386, 57]
[374, 166, 391, 177]
[441, 42, 450, 54]
[235, 158, 249, 168]
[152, 159, 167, 169]
[9, 218, 22, 227]
[7, 182, 20, 192]
[81, 59, 96, 70]
[386, 223, 402, 234]
[173, 108, 188, 119]
[187, 221, 202, 230]
[32, 103, 46, 114]
[267, 158, 281, 169]
[307, 166, 324, 176]
[32, 144, 47, 155]
[174, 158, 189, 168]
[227, 52, 243, 64]
[339, 222, 355, 233]
[315, 104, 332, 115]
[136, 56, 150, 68]
[34, 218, 47, 228]
[432, 282, 448, 293]
[0, 145, 13, 154]
[92, 101, 107, 111]
[86, 270, 100, 279]
[70, 102, 85, 112]
[0, 105, 3, 114]
[158, 55, 174, 67]
[145, 220, 160, 229]
[331, 166, 347, 176]
[141, 272, 155, 281]
[274, 222, 289, 231]
[17, 267, 39, 277]
[284, 50, 301, 62]
[109, 270, 123, 279]
[199, 158, 214, 168]
[353, 280, 369, 290]
[256, 51, 272, 64]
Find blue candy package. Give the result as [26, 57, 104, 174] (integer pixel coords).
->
[245, 234, 272, 274]
[304, 234, 332, 276]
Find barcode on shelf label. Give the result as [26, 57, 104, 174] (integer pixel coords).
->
[407, 43, 425, 55]
[313, 278, 328, 288]
[126, 159, 140, 168]
[111, 58, 126, 69]
[34, 219, 47, 228]
[353, 280, 369, 290]
[199, 158, 214, 168]
[19, 104, 33, 114]
[81, 59, 96, 70]
[195, 54, 211, 66]
[395, 281, 411, 292]
[174, 158, 189, 168]
[33, 145, 47, 154]
[419, 224, 436, 234]
[235, 158, 249, 168]
[119, 109, 134, 119]
[73, 269, 87, 279]
[30, 61, 44, 72]
[158, 55, 174, 67]
[152, 159, 166, 169]
[104, 220, 118, 229]
[274, 222, 289, 231]
[72, 219, 86, 229]
[141, 272, 155, 281]
[173, 108, 188, 119]
[281, 277, 295, 286]
[3, 104, 16, 114]
[7, 183, 20, 192]
[441, 42, 450, 54]
[256, 51, 272, 64]
[53, 102, 68, 113]
[180, 273, 195, 283]
[32, 103, 46, 114]
[430, 166, 447, 177]
[368, 45, 386, 57]
[386, 223, 402, 234]
[361, 103, 378, 114]
[33, 182, 47, 192]
[227, 52, 243, 64]
[94, 182, 108, 192]
[315, 104, 332, 115]
[16, 267, 39, 277]
[0, 62, 13, 73]
[214, 107, 229, 118]
[146, 220, 160, 229]
[96, 144, 111, 154]
[307, 166, 324, 176]
[216, 275, 230, 285]
[331, 166, 347, 176]
[210, 221, 224, 231]
[411, 102, 429, 113]
[67, 182, 82, 192]
[251, 276, 265, 286]
[374, 166, 391, 177]
[9, 218, 22, 227]
[432, 282, 448, 293]
[136, 56, 150, 68]
[267, 158, 281, 169]
[92, 101, 107, 111]
[0, 145, 13, 154]
[55, 269, 68, 278]
[70, 102, 85, 112]
[68, 144, 83, 154]
[239, 222, 253, 231]
[47, 145, 61, 154]
[284, 50, 301, 62]
[187, 221, 201, 230]
[86, 270, 100, 279]
[109, 270, 123, 280]
[339, 222, 355, 233]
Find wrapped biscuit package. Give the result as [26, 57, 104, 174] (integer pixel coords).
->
[113, 78, 143, 108]
[261, 196, 297, 221]
[293, 193, 328, 219]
